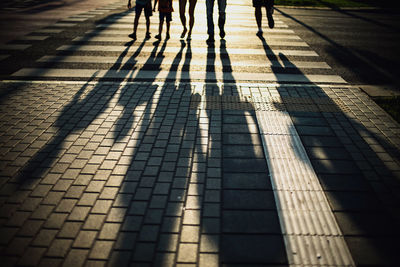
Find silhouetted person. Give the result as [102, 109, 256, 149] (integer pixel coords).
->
[128, 0, 153, 39]
[206, 0, 226, 43]
[253, 0, 274, 36]
[179, 0, 197, 39]
[153, 0, 173, 39]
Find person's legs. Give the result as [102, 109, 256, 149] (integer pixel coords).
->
[255, 6, 262, 35]
[166, 13, 172, 38]
[155, 14, 164, 39]
[266, 0, 274, 28]
[166, 20, 171, 39]
[217, 0, 226, 38]
[179, 0, 188, 37]
[206, 0, 215, 41]
[144, 2, 152, 38]
[145, 16, 150, 37]
[131, 5, 143, 39]
[253, 0, 263, 36]
[188, 0, 197, 38]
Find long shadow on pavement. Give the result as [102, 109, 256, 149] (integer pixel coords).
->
[275, 7, 400, 87]
[110, 38, 289, 265]
[7, 38, 147, 198]
[258, 33, 400, 266]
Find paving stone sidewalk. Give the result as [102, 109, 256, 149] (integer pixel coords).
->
[0, 81, 399, 266]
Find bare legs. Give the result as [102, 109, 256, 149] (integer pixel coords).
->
[179, 0, 197, 38]
[156, 20, 171, 40]
[254, 4, 274, 37]
[255, 7, 262, 29]
[132, 10, 150, 39]
[188, 0, 197, 37]
[179, 0, 187, 37]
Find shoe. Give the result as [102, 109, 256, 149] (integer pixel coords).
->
[145, 32, 151, 39]
[128, 33, 136, 40]
[219, 28, 225, 39]
[155, 34, 161, 40]
[166, 33, 170, 39]
[256, 30, 263, 37]
[206, 36, 215, 43]
[267, 8, 274, 29]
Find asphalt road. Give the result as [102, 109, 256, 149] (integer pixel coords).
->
[1, 1, 400, 88]
[276, 7, 400, 88]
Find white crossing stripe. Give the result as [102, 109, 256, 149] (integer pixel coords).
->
[0, 44, 31, 50]
[35, 29, 64, 33]
[84, 31, 302, 40]
[72, 36, 309, 46]
[52, 23, 77, 27]
[95, 23, 296, 33]
[256, 110, 355, 266]
[12, 68, 346, 83]
[18, 36, 49, 41]
[103, 18, 289, 28]
[56, 45, 319, 56]
[38, 55, 331, 69]
[61, 18, 89, 22]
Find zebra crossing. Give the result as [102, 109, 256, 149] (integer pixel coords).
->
[9, 0, 347, 85]
[2, 2, 360, 266]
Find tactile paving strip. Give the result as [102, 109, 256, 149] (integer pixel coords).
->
[256, 110, 355, 266]
[189, 94, 350, 113]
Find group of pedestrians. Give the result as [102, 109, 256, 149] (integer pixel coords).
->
[127, 0, 275, 42]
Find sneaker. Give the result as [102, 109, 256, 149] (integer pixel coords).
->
[155, 34, 161, 40]
[128, 33, 137, 40]
[145, 32, 151, 39]
[256, 30, 263, 37]
[206, 36, 215, 43]
[267, 8, 274, 29]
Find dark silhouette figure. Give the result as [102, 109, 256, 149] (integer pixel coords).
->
[257, 33, 400, 266]
[128, 0, 153, 40]
[153, 0, 174, 40]
[205, 0, 226, 43]
[253, 0, 275, 36]
[178, 0, 197, 39]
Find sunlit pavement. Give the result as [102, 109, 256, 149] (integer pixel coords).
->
[0, 0, 399, 266]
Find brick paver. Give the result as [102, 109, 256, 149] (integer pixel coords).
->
[0, 81, 399, 266]
[1, 0, 400, 264]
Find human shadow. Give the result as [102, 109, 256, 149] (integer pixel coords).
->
[196, 40, 289, 265]
[0, 10, 133, 101]
[12, 38, 147, 188]
[315, 0, 400, 32]
[275, 7, 400, 88]
[109, 39, 193, 265]
[111, 38, 288, 265]
[113, 40, 168, 142]
[258, 33, 400, 266]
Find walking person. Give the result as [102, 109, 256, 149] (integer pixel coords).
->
[128, 0, 153, 40]
[153, 0, 174, 40]
[205, 0, 226, 43]
[253, 0, 274, 37]
[179, 0, 197, 39]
